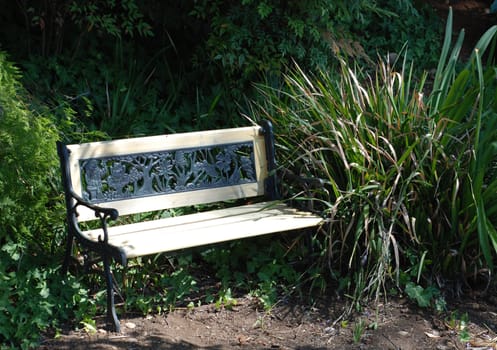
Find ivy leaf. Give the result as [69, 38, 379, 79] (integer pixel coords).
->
[405, 282, 433, 308]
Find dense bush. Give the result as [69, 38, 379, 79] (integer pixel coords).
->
[0, 51, 97, 349]
[0, 241, 94, 350]
[356, 0, 441, 66]
[0, 51, 59, 247]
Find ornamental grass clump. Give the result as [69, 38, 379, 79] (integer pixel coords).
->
[254, 9, 497, 303]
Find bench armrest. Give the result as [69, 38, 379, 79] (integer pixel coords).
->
[70, 190, 119, 220]
[66, 190, 119, 244]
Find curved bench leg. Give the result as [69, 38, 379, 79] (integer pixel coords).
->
[103, 254, 121, 332]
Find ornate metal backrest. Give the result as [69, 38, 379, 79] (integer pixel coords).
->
[79, 142, 257, 203]
[58, 123, 276, 222]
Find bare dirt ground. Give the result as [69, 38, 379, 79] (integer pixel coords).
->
[40, 293, 497, 349]
[38, 1, 497, 349]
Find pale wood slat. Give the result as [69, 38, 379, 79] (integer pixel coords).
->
[75, 182, 263, 222]
[68, 126, 261, 159]
[82, 202, 323, 258]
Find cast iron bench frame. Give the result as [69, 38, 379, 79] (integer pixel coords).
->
[57, 120, 323, 332]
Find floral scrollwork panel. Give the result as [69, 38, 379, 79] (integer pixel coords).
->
[80, 142, 257, 203]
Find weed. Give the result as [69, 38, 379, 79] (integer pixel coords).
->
[253, 315, 265, 329]
[446, 311, 471, 342]
[353, 318, 366, 343]
[215, 288, 238, 310]
[80, 318, 97, 334]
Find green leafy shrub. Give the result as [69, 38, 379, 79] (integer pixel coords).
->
[200, 237, 318, 308]
[357, 0, 441, 68]
[0, 0, 152, 57]
[0, 51, 105, 349]
[2, 1, 443, 139]
[20, 39, 185, 138]
[69, 0, 153, 39]
[0, 51, 59, 247]
[119, 255, 200, 315]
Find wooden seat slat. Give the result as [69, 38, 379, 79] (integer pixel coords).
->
[83, 201, 323, 258]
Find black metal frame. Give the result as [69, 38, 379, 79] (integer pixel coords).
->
[260, 119, 279, 201]
[56, 120, 279, 333]
[57, 141, 126, 331]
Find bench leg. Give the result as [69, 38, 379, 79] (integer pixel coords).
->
[103, 254, 121, 332]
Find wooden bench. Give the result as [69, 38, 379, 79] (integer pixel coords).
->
[57, 120, 323, 332]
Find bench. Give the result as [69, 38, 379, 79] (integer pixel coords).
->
[56, 120, 323, 332]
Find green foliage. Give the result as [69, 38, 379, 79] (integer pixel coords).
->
[353, 318, 366, 344]
[0, 51, 105, 349]
[358, 0, 441, 68]
[426, 13, 497, 274]
[254, 52, 434, 301]
[190, 0, 441, 86]
[0, 3, 455, 345]
[251, 9, 497, 308]
[116, 255, 200, 316]
[214, 288, 238, 310]
[0, 0, 152, 57]
[116, 238, 316, 316]
[200, 238, 314, 309]
[0, 241, 94, 349]
[0, 51, 59, 247]
[86, 41, 181, 136]
[404, 282, 440, 308]
[69, 0, 153, 39]
[21, 40, 185, 138]
[446, 311, 470, 342]
[1, 1, 443, 140]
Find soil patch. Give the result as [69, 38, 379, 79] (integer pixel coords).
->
[40, 294, 497, 349]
